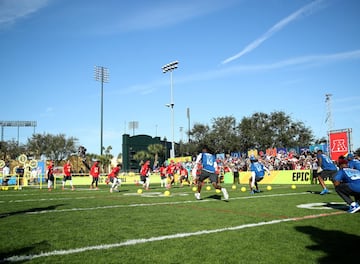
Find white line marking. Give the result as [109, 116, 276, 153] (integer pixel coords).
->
[3, 210, 344, 262]
[25, 192, 309, 215]
[4, 196, 96, 203]
[297, 202, 347, 210]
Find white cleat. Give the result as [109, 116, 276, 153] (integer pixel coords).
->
[221, 188, 229, 201]
[195, 192, 201, 200]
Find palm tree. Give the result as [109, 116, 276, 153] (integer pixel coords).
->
[134, 151, 152, 166]
[148, 144, 165, 169]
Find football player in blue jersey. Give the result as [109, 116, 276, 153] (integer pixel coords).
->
[333, 156, 360, 213]
[192, 145, 229, 201]
[248, 156, 270, 194]
[346, 153, 360, 170]
[316, 149, 337, 195]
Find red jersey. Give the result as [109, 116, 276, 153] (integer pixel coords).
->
[166, 164, 175, 175]
[90, 162, 100, 177]
[47, 165, 53, 175]
[160, 166, 166, 177]
[63, 163, 71, 176]
[140, 163, 150, 176]
[180, 167, 188, 176]
[108, 166, 120, 178]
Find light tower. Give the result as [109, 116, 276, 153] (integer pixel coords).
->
[162, 61, 179, 159]
[325, 93, 333, 155]
[325, 94, 333, 132]
[94, 66, 109, 156]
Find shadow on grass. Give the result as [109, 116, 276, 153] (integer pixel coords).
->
[0, 204, 66, 219]
[0, 240, 52, 263]
[206, 194, 222, 200]
[323, 202, 348, 211]
[306, 190, 322, 194]
[296, 225, 360, 263]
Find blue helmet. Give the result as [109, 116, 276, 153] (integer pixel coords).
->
[347, 153, 354, 160]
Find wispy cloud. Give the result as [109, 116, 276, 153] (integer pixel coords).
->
[334, 105, 360, 113]
[116, 0, 239, 32]
[221, 0, 326, 64]
[0, 0, 49, 27]
[333, 96, 360, 103]
[192, 49, 360, 83]
[333, 96, 360, 114]
[121, 49, 360, 95]
[227, 49, 360, 72]
[113, 82, 164, 96]
[40, 106, 54, 117]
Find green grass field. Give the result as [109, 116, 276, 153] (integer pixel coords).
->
[0, 183, 359, 264]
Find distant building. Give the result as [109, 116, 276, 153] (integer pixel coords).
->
[122, 134, 172, 172]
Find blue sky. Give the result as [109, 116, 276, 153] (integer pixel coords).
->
[1, 0, 360, 156]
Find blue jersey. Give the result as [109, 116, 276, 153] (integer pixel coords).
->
[201, 153, 216, 173]
[348, 159, 360, 170]
[250, 162, 265, 177]
[317, 153, 337, 171]
[333, 168, 360, 192]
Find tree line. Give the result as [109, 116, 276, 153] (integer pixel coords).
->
[179, 111, 323, 156]
[1, 111, 358, 168]
[0, 133, 115, 173]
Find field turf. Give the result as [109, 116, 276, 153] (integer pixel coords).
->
[0, 183, 359, 263]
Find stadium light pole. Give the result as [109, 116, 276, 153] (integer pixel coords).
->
[94, 66, 109, 156]
[162, 61, 178, 159]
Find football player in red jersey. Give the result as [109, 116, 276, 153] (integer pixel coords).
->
[108, 164, 122, 193]
[166, 160, 176, 189]
[90, 161, 101, 190]
[46, 160, 55, 191]
[62, 159, 75, 191]
[159, 163, 167, 188]
[179, 165, 190, 187]
[140, 160, 151, 190]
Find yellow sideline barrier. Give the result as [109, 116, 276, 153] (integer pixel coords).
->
[2, 171, 331, 189]
[55, 170, 333, 187]
[224, 170, 332, 185]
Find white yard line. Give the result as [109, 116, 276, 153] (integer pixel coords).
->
[1, 196, 96, 203]
[24, 192, 310, 215]
[4, 210, 344, 263]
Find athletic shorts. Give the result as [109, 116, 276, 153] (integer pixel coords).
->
[63, 176, 72, 181]
[255, 176, 264, 182]
[110, 177, 121, 184]
[318, 170, 337, 181]
[198, 169, 218, 183]
[140, 175, 147, 183]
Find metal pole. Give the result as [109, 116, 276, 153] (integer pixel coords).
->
[17, 126, 20, 146]
[95, 65, 109, 156]
[170, 71, 175, 159]
[187, 107, 190, 143]
[100, 70, 104, 156]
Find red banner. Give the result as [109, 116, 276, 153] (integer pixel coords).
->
[329, 130, 350, 161]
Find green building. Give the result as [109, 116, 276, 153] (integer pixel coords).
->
[122, 134, 172, 172]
